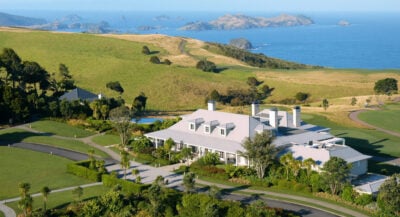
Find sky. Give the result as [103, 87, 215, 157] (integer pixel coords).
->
[1, 0, 399, 12]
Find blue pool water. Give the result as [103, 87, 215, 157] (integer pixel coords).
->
[131, 118, 163, 124]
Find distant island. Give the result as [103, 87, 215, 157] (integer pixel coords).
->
[0, 12, 113, 33]
[0, 12, 46, 26]
[180, 14, 314, 31]
[229, 38, 253, 50]
[338, 20, 351, 26]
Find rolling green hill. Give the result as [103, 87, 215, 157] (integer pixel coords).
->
[0, 28, 399, 111]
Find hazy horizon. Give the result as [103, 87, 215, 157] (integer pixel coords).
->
[0, 0, 399, 12]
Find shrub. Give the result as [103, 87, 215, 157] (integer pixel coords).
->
[149, 56, 161, 64]
[355, 194, 373, 206]
[163, 59, 172, 65]
[67, 160, 104, 182]
[196, 60, 217, 72]
[102, 174, 150, 194]
[142, 46, 150, 55]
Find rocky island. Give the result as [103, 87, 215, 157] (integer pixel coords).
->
[229, 38, 253, 49]
[180, 14, 314, 31]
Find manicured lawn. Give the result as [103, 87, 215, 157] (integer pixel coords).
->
[6, 185, 110, 214]
[358, 103, 400, 134]
[0, 128, 109, 158]
[0, 147, 91, 200]
[0, 211, 4, 217]
[30, 120, 95, 138]
[302, 113, 400, 159]
[92, 134, 120, 146]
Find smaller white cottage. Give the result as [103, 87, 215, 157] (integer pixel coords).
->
[145, 101, 371, 178]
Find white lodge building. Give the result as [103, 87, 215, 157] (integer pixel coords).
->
[145, 101, 371, 178]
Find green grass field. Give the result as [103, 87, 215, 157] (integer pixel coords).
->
[0, 128, 109, 158]
[1, 30, 399, 110]
[0, 147, 91, 200]
[91, 134, 120, 146]
[358, 103, 400, 134]
[6, 185, 110, 214]
[30, 120, 95, 138]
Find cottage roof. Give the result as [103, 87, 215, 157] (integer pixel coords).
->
[59, 88, 98, 102]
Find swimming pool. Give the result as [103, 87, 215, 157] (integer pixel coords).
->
[131, 117, 163, 124]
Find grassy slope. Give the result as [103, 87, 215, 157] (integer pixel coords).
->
[358, 103, 400, 134]
[1, 29, 399, 111]
[0, 147, 90, 199]
[30, 120, 95, 138]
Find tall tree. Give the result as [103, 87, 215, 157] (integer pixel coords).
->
[72, 186, 83, 202]
[183, 172, 196, 193]
[120, 150, 130, 180]
[322, 98, 329, 111]
[321, 157, 351, 195]
[132, 92, 148, 115]
[0, 48, 22, 88]
[164, 138, 175, 161]
[240, 131, 278, 179]
[280, 152, 294, 180]
[377, 173, 400, 216]
[41, 186, 51, 213]
[109, 106, 132, 147]
[374, 78, 398, 96]
[18, 182, 32, 217]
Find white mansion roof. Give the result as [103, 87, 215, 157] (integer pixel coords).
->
[145, 105, 371, 167]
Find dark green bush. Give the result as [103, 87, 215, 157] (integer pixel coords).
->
[102, 174, 150, 194]
[67, 160, 103, 182]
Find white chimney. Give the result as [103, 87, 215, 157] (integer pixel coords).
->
[98, 93, 103, 100]
[251, 102, 259, 116]
[269, 107, 278, 128]
[208, 100, 216, 111]
[293, 106, 301, 127]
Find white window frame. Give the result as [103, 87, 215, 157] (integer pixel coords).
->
[189, 123, 195, 131]
[204, 125, 210, 133]
[220, 128, 226, 136]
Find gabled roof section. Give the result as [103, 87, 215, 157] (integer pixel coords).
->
[170, 109, 260, 143]
[59, 88, 98, 102]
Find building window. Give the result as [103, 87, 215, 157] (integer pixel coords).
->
[219, 151, 224, 158]
[189, 123, 195, 130]
[205, 126, 210, 133]
[220, 128, 225, 136]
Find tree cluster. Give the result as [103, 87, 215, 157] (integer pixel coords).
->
[374, 77, 398, 96]
[0, 48, 76, 123]
[206, 76, 274, 106]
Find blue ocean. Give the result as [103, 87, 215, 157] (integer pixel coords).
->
[6, 10, 400, 69]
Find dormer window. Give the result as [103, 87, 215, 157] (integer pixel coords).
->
[204, 126, 210, 133]
[219, 122, 234, 136]
[188, 118, 204, 131]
